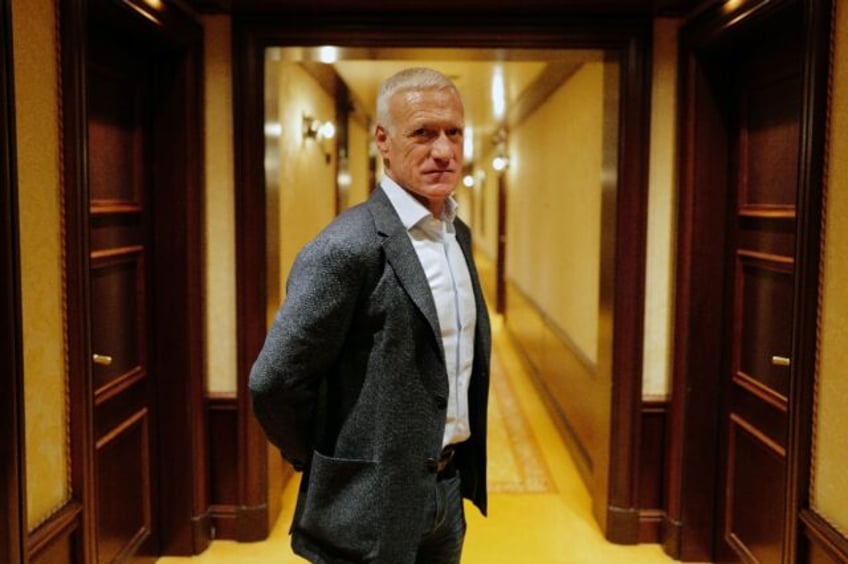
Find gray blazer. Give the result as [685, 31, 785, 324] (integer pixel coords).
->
[249, 186, 491, 563]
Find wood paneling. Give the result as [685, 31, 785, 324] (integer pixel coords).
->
[218, 0, 701, 16]
[61, 0, 208, 558]
[205, 392, 294, 540]
[507, 283, 596, 484]
[1, 0, 25, 560]
[665, 40, 731, 562]
[86, 29, 157, 562]
[95, 410, 152, 562]
[207, 394, 239, 540]
[639, 399, 667, 543]
[27, 502, 83, 564]
[718, 5, 811, 562]
[669, 0, 833, 561]
[724, 416, 786, 562]
[800, 510, 848, 564]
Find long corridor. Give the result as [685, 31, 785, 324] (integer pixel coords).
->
[158, 314, 676, 563]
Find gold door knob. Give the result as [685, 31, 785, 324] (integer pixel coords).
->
[92, 353, 113, 366]
[771, 355, 791, 367]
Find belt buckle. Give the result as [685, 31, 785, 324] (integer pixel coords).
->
[437, 445, 455, 474]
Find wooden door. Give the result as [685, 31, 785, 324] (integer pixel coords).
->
[717, 14, 802, 564]
[87, 35, 158, 563]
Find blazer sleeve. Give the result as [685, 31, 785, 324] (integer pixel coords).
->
[248, 233, 366, 469]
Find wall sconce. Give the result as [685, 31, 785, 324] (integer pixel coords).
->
[491, 127, 509, 173]
[492, 154, 510, 172]
[302, 113, 336, 163]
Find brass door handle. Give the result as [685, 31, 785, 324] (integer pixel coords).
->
[92, 353, 113, 366]
[771, 355, 791, 367]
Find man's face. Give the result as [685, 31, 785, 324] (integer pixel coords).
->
[375, 88, 465, 215]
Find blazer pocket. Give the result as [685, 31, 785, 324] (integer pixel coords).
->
[298, 450, 380, 560]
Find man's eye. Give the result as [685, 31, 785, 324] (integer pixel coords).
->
[408, 128, 463, 141]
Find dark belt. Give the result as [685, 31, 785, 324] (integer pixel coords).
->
[428, 445, 457, 479]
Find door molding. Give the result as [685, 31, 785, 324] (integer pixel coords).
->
[60, 0, 208, 558]
[1, 0, 26, 560]
[667, 0, 832, 560]
[232, 12, 652, 543]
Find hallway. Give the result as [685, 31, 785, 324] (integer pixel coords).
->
[158, 314, 676, 563]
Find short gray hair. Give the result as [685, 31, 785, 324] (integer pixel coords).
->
[375, 67, 462, 132]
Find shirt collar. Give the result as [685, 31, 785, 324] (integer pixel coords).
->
[379, 175, 459, 231]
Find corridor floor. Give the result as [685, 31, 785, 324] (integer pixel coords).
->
[158, 315, 677, 563]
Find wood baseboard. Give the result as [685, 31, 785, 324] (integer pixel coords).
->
[800, 509, 848, 563]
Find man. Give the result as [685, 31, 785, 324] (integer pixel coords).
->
[249, 67, 491, 564]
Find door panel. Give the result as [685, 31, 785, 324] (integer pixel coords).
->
[726, 417, 786, 563]
[96, 410, 152, 563]
[87, 35, 157, 562]
[90, 250, 144, 391]
[737, 254, 793, 399]
[741, 74, 800, 210]
[718, 13, 801, 563]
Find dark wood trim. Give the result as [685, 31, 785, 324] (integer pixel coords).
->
[61, 0, 208, 558]
[786, 1, 833, 561]
[59, 1, 98, 561]
[639, 509, 666, 545]
[233, 11, 651, 544]
[603, 24, 651, 544]
[495, 173, 507, 314]
[27, 502, 83, 563]
[232, 20, 271, 543]
[639, 398, 668, 543]
[144, 6, 209, 554]
[667, 0, 832, 561]
[206, 393, 239, 540]
[666, 4, 748, 560]
[195, 0, 704, 18]
[1, 0, 26, 560]
[800, 510, 848, 563]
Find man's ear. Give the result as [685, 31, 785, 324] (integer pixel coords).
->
[374, 125, 390, 157]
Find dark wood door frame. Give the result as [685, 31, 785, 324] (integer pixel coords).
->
[232, 12, 652, 543]
[1, 0, 27, 561]
[60, 0, 208, 558]
[667, 0, 832, 560]
[495, 173, 507, 314]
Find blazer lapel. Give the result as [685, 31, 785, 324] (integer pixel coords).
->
[368, 188, 445, 363]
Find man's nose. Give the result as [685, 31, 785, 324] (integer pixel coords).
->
[431, 133, 453, 159]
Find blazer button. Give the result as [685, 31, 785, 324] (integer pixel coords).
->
[426, 457, 439, 473]
[435, 396, 448, 409]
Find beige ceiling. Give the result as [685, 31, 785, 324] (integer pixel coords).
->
[271, 46, 603, 160]
[334, 59, 548, 161]
[333, 59, 546, 131]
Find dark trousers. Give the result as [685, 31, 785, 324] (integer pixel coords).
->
[416, 472, 466, 563]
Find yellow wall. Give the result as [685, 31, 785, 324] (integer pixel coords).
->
[202, 16, 238, 394]
[346, 115, 371, 207]
[642, 18, 679, 398]
[812, 0, 848, 536]
[275, 62, 338, 298]
[474, 148, 499, 264]
[507, 62, 604, 364]
[473, 29, 678, 395]
[11, 0, 69, 530]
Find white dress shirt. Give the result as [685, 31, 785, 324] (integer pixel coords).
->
[380, 177, 477, 448]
